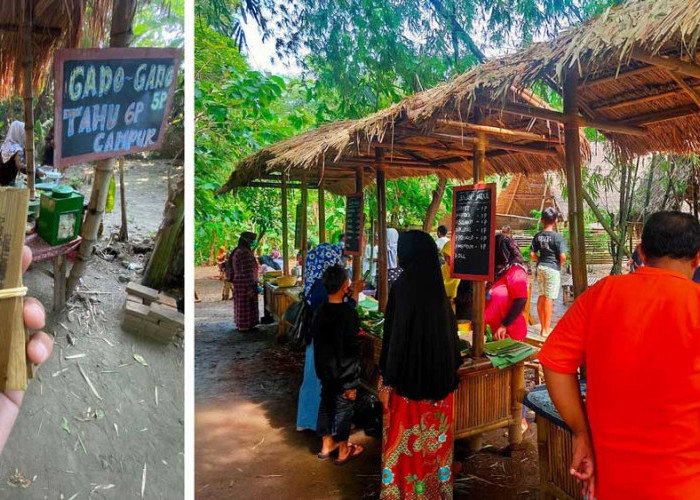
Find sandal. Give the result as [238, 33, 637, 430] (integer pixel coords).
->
[334, 443, 364, 466]
[317, 447, 339, 460]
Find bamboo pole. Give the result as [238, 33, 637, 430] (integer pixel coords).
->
[21, 0, 35, 200]
[0, 188, 31, 390]
[300, 175, 308, 278]
[563, 70, 588, 298]
[436, 119, 549, 141]
[281, 175, 290, 276]
[376, 149, 388, 312]
[318, 181, 326, 244]
[471, 131, 487, 360]
[118, 158, 128, 241]
[630, 48, 700, 80]
[352, 166, 364, 281]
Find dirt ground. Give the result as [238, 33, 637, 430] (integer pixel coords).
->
[195, 266, 550, 500]
[0, 158, 184, 499]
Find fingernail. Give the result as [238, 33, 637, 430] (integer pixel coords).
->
[33, 341, 47, 360]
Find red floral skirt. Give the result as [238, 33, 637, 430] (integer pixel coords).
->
[380, 392, 454, 499]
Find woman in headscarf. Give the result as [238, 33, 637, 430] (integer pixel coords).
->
[229, 232, 259, 331]
[0, 121, 25, 186]
[378, 230, 462, 499]
[485, 233, 528, 342]
[296, 243, 344, 431]
[485, 233, 529, 433]
[216, 245, 232, 301]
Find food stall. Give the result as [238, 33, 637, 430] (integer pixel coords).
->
[221, 81, 588, 449]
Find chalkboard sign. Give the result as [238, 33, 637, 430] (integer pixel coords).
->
[344, 194, 363, 255]
[54, 48, 182, 167]
[294, 203, 303, 250]
[451, 183, 496, 281]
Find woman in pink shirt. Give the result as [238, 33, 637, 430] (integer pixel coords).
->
[485, 234, 528, 342]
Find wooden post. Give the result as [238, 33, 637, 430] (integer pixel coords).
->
[21, 0, 35, 200]
[352, 166, 364, 281]
[0, 188, 31, 390]
[563, 70, 588, 297]
[281, 175, 290, 275]
[508, 363, 525, 446]
[471, 131, 487, 359]
[318, 181, 326, 243]
[300, 175, 309, 278]
[376, 149, 388, 312]
[67, 0, 137, 296]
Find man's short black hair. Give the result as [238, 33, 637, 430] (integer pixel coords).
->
[641, 211, 700, 261]
[541, 207, 558, 224]
[437, 225, 448, 237]
[323, 264, 349, 294]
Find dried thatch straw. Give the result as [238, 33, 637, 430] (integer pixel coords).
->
[0, 0, 111, 100]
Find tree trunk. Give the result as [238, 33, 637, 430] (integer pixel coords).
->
[118, 157, 128, 241]
[143, 174, 184, 289]
[422, 176, 447, 232]
[66, 0, 138, 295]
[582, 189, 631, 259]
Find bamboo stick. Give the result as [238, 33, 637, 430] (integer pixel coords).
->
[22, 0, 35, 201]
[471, 131, 487, 359]
[318, 181, 326, 244]
[118, 158, 128, 241]
[376, 149, 388, 312]
[0, 187, 30, 390]
[352, 166, 364, 281]
[300, 175, 308, 278]
[281, 175, 289, 276]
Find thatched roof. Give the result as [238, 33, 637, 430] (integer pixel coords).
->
[221, 82, 589, 195]
[411, 0, 700, 158]
[0, 0, 110, 100]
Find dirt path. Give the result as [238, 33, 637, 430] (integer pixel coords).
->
[0, 159, 184, 499]
[195, 266, 542, 500]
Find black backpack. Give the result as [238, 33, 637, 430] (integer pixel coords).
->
[285, 293, 313, 349]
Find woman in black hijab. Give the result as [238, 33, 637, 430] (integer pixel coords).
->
[377, 230, 462, 499]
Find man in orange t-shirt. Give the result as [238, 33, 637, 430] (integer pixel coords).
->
[539, 211, 700, 500]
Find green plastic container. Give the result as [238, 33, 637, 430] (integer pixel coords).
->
[38, 185, 84, 245]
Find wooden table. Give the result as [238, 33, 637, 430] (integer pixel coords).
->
[359, 334, 527, 447]
[25, 233, 82, 311]
[524, 383, 586, 500]
[263, 282, 301, 336]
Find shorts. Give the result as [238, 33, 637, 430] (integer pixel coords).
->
[536, 266, 561, 300]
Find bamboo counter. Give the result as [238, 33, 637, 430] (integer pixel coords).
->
[359, 333, 525, 446]
[524, 383, 587, 500]
[263, 282, 301, 336]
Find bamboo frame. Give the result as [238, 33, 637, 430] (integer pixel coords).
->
[436, 119, 550, 142]
[666, 71, 700, 108]
[631, 47, 700, 80]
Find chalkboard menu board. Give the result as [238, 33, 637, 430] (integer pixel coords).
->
[451, 183, 496, 281]
[54, 48, 182, 167]
[344, 194, 364, 255]
[294, 204, 303, 250]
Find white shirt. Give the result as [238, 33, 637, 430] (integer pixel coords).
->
[436, 236, 450, 252]
[362, 245, 378, 275]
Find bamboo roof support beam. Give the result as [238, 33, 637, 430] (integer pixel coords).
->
[376, 149, 388, 312]
[352, 166, 364, 281]
[474, 99, 647, 136]
[281, 176, 290, 275]
[471, 129, 487, 360]
[667, 71, 700, 109]
[578, 65, 654, 87]
[435, 119, 552, 142]
[318, 180, 326, 244]
[624, 104, 698, 126]
[630, 48, 700, 80]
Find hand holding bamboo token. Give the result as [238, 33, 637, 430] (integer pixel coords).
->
[0, 187, 32, 391]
